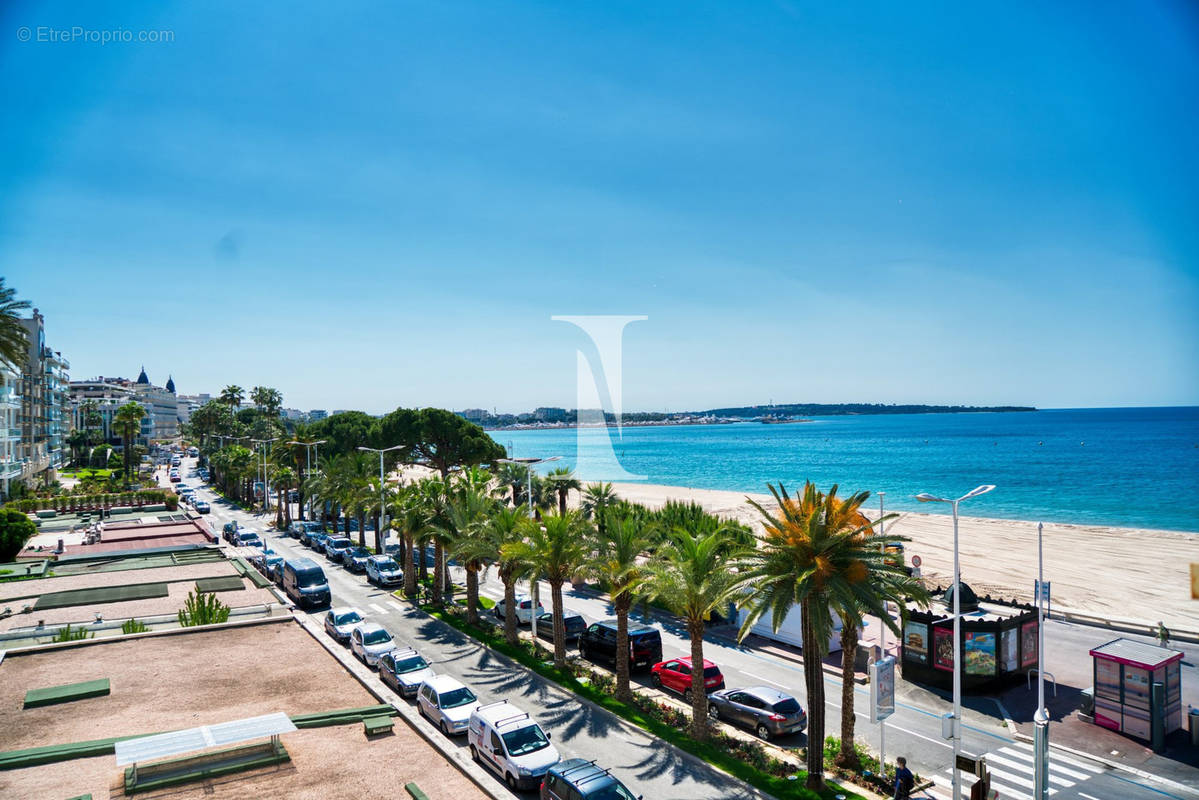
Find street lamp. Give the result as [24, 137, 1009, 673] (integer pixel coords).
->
[358, 445, 405, 551]
[251, 438, 278, 515]
[289, 439, 326, 520]
[1033, 521, 1049, 800]
[916, 484, 996, 800]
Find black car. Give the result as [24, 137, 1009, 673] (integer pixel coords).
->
[541, 758, 640, 800]
[534, 610, 587, 643]
[578, 619, 662, 671]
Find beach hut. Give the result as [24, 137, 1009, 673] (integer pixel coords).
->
[1089, 637, 1183, 746]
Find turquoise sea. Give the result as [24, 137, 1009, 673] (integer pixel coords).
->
[490, 407, 1199, 532]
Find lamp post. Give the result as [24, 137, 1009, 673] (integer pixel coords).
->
[251, 438, 278, 516]
[916, 484, 996, 800]
[496, 455, 561, 617]
[358, 445, 404, 552]
[289, 439, 326, 520]
[878, 491, 887, 778]
[213, 435, 248, 493]
[1033, 521, 1049, 800]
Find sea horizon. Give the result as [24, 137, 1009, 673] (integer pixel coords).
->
[489, 406, 1199, 534]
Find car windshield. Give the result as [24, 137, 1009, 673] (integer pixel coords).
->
[396, 656, 428, 673]
[362, 628, 392, 645]
[374, 558, 399, 571]
[330, 538, 351, 548]
[502, 724, 550, 756]
[238, 534, 259, 542]
[296, 569, 325, 587]
[348, 548, 369, 558]
[438, 687, 476, 709]
[334, 611, 362, 625]
[703, 666, 721, 678]
[583, 780, 638, 800]
[772, 698, 801, 714]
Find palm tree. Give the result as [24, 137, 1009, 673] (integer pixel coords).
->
[488, 507, 531, 645]
[390, 486, 435, 598]
[445, 480, 501, 624]
[581, 482, 618, 536]
[648, 524, 742, 741]
[220, 385, 244, 408]
[546, 466, 581, 515]
[495, 462, 526, 507]
[508, 511, 591, 668]
[0, 278, 30, 370]
[736, 482, 922, 789]
[585, 511, 656, 701]
[111, 402, 147, 486]
[271, 466, 297, 529]
[250, 386, 282, 418]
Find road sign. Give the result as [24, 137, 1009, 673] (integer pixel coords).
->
[869, 656, 895, 722]
[911, 555, 923, 568]
[956, 753, 987, 778]
[1034, 579, 1051, 605]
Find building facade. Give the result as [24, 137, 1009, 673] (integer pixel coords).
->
[16, 310, 70, 484]
[0, 361, 22, 497]
[134, 368, 178, 441]
[70, 368, 179, 449]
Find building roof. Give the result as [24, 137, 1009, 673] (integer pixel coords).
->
[165, 375, 175, 393]
[136, 366, 150, 385]
[1089, 637, 1184, 669]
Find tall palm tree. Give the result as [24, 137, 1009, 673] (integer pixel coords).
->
[250, 386, 282, 418]
[488, 507, 531, 645]
[80, 399, 102, 450]
[0, 278, 30, 370]
[546, 466, 581, 515]
[390, 485, 435, 598]
[508, 511, 591, 668]
[495, 462, 526, 508]
[585, 511, 656, 701]
[220, 385, 244, 408]
[736, 482, 919, 790]
[648, 524, 742, 741]
[271, 466, 297, 529]
[445, 480, 501, 624]
[581, 482, 618, 536]
[111, 402, 147, 486]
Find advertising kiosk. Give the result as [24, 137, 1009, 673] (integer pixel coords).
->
[1090, 638, 1183, 744]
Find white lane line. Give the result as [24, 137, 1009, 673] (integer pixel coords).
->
[388, 601, 405, 612]
[996, 745, 1092, 781]
[368, 603, 386, 614]
[1078, 793, 1102, 800]
[741, 670, 789, 689]
[985, 750, 1074, 787]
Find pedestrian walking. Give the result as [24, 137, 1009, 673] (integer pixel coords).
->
[1157, 621, 1170, 648]
[893, 756, 915, 799]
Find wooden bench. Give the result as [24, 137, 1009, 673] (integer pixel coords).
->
[362, 716, 394, 736]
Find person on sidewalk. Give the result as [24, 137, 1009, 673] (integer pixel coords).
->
[1157, 621, 1170, 648]
[893, 756, 915, 799]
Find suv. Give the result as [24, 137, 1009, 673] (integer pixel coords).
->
[417, 675, 479, 736]
[494, 593, 544, 626]
[708, 686, 806, 740]
[324, 536, 353, 563]
[534, 610, 586, 643]
[379, 648, 435, 697]
[541, 758, 640, 800]
[468, 701, 560, 791]
[365, 555, 403, 587]
[578, 620, 662, 672]
[650, 657, 725, 700]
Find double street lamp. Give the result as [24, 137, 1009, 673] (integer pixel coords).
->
[358, 445, 405, 549]
[289, 439, 326, 520]
[251, 437, 278, 515]
[916, 484, 995, 800]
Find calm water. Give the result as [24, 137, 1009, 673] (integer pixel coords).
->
[491, 407, 1199, 532]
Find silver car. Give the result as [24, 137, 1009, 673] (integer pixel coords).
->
[417, 675, 479, 736]
[707, 685, 807, 740]
[379, 647, 435, 697]
[349, 622, 395, 668]
[323, 607, 365, 644]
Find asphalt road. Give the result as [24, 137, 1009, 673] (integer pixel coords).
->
[175, 461, 1196, 800]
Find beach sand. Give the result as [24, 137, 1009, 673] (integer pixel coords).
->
[604, 482, 1199, 630]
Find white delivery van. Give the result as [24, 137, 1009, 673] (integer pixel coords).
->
[735, 603, 845, 652]
[467, 700, 561, 791]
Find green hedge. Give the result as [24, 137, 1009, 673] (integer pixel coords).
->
[4, 490, 178, 514]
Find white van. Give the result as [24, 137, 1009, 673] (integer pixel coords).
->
[467, 700, 560, 791]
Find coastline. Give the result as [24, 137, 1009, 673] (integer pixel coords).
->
[603, 481, 1199, 630]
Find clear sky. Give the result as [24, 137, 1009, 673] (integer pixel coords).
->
[3, 2, 1197, 414]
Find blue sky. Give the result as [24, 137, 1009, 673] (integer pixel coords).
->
[3, 1, 1197, 413]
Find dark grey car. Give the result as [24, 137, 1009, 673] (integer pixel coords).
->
[707, 686, 807, 740]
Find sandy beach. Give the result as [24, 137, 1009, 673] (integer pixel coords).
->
[604, 482, 1199, 631]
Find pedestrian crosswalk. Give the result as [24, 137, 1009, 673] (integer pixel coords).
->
[919, 741, 1103, 800]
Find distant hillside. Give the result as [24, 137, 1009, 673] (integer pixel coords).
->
[702, 403, 1036, 417]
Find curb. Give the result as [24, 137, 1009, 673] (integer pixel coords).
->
[1012, 731, 1199, 798]
[990, 697, 1019, 737]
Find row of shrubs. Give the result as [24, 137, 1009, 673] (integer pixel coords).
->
[5, 490, 179, 513]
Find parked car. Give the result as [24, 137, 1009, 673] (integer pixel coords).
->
[650, 657, 724, 700]
[281, 558, 331, 609]
[169, 472, 181, 483]
[533, 610, 586, 643]
[417, 675, 480, 736]
[494, 593, 544, 626]
[263, 554, 285, 583]
[343, 546, 371, 573]
[193, 500, 211, 514]
[324, 536, 353, 563]
[173, 484, 190, 495]
[288, 520, 323, 540]
[323, 607, 365, 644]
[349, 622, 395, 668]
[379, 647, 435, 697]
[365, 555, 403, 587]
[233, 530, 263, 549]
[468, 700, 560, 791]
[541, 758, 640, 800]
[300, 526, 325, 547]
[578, 620, 662, 672]
[707, 686, 806, 740]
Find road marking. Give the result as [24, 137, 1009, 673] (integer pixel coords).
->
[368, 603, 386, 614]
[1078, 794, 1101, 800]
[740, 670, 789, 689]
[995, 745, 1095, 780]
[388, 601, 405, 612]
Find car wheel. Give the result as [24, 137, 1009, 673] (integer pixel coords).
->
[506, 774, 518, 791]
[683, 688, 693, 703]
[756, 723, 771, 740]
[578, 643, 588, 661]
[651, 674, 661, 688]
[708, 705, 720, 721]
[441, 721, 450, 736]
[470, 745, 479, 763]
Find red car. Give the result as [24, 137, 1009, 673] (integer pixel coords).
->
[650, 656, 725, 700]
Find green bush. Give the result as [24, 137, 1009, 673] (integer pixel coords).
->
[0, 507, 38, 561]
[178, 590, 231, 627]
[121, 618, 150, 634]
[48, 624, 94, 643]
